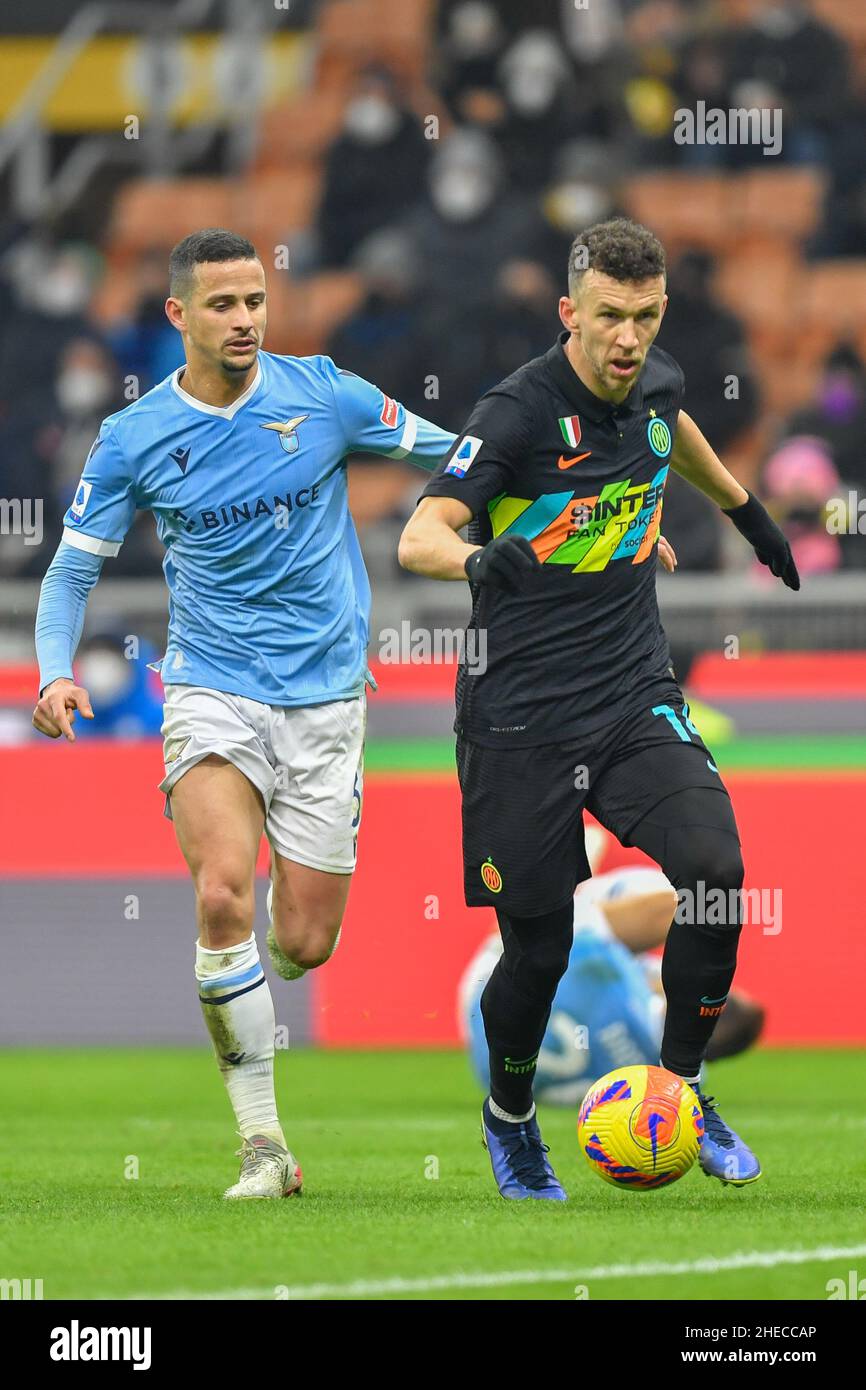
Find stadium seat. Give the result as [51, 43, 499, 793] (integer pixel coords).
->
[253, 90, 347, 171]
[622, 174, 732, 254]
[802, 262, 866, 343]
[89, 260, 142, 324]
[236, 167, 323, 243]
[713, 244, 801, 331]
[108, 169, 322, 264]
[733, 168, 826, 243]
[109, 179, 234, 253]
[256, 271, 363, 356]
[755, 355, 822, 416]
[315, 0, 432, 88]
[813, 0, 866, 41]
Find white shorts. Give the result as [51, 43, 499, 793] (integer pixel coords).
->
[158, 684, 366, 873]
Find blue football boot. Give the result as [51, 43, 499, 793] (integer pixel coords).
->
[695, 1087, 761, 1186]
[481, 1098, 568, 1201]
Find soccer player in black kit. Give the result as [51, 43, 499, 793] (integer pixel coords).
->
[399, 219, 798, 1200]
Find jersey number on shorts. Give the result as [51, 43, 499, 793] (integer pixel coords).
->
[651, 702, 718, 774]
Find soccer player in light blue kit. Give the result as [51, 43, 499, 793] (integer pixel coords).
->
[33, 229, 455, 1198]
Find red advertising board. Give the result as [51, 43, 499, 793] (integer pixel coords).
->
[2, 742, 863, 1045]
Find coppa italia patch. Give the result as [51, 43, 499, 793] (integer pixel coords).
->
[445, 435, 483, 477]
[558, 415, 582, 448]
[380, 394, 399, 428]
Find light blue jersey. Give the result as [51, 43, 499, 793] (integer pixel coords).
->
[39, 352, 455, 704]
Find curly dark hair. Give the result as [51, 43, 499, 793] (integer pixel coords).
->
[169, 228, 260, 298]
[567, 218, 666, 297]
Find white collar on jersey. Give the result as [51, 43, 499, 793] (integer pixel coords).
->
[171, 359, 263, 419]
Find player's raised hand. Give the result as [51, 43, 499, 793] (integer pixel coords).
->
[658, 535, 677, 573]
[722, 491, 800, 591]
[464, 534, 542, 593]
[32, 677, 94, 742]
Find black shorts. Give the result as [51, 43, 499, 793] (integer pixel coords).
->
[456, 681, 730, 915]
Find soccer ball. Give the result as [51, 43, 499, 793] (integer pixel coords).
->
[577, 1064, 704, 1190]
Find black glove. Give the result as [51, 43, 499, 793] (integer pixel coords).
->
[722, 491, 800, 591]
[464, 535, 541, 593]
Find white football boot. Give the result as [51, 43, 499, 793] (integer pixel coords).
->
[223, 1133, 303, 1200]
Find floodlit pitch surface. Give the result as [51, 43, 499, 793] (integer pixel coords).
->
[3, 1047, 864, 1301]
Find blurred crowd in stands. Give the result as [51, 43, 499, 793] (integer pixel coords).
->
[2, 0, 865, 584]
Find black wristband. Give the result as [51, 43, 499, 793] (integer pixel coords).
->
[721, 490, 759, 524]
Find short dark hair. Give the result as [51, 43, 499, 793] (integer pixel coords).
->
[168, 228, 260, 298]
[568, 218, 666, 298]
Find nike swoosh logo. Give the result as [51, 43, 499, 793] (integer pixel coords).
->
[557, 452, 592, 469]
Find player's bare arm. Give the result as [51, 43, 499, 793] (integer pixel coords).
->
[669, 410, 748, 509]
[671, 410, 799, 588]
[398, 495, 479, 579]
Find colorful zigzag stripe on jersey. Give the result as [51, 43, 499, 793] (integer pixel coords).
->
[488, 465, 668, 572]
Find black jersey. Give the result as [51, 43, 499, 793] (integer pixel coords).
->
[421, 331, 686, 747]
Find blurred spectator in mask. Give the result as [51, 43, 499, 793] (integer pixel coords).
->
[784, 344, 866, 495]
[660, 250, 759, 449]
[0, 238, 100, 418]
[107, 249, 183, 393]
[72, 628, 165, 739]
[47, 338, 126, 510]
[325, 228, 432, 419]
[722, 0, 849, 167]
[496, 30, 579, 192]
[757, 436, 841, 577]
[672, 33, 730, 169]
[37, 338, 160, 580]
[436, 1, 507, 122]
[654, 251, 759, 572]
[404, 128, 537, 309]
[808, 93, 866, 259]
[316, 66, 430, 268]
[0, 335, 123, 579]
[435, 0, 578, 72]
[420, 257, 557, 427]
[531, 139, 625, 284]
[620, 0, 684, 167]
[561, 0, 624, 67]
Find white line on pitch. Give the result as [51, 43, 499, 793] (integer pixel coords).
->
[129, 1242, 866, 1301]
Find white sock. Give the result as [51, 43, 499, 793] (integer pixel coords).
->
[661, 1057, 701, 1087]
[489, 1097, 536, 1124]
[195, 933, 285, 1145]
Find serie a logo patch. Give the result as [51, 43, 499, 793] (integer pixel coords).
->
[446, 435, 482, 477]
[69, 478, 92, 523]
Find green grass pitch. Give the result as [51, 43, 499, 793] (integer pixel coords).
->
[3, 1047, 865, 1301]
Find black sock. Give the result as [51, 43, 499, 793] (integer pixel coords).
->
[625, 788, 745, 1077]
[660, 917, 742, 1076]
[481, 903, 573, 1115]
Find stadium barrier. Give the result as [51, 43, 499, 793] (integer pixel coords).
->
[2, 739, 863, 1047]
